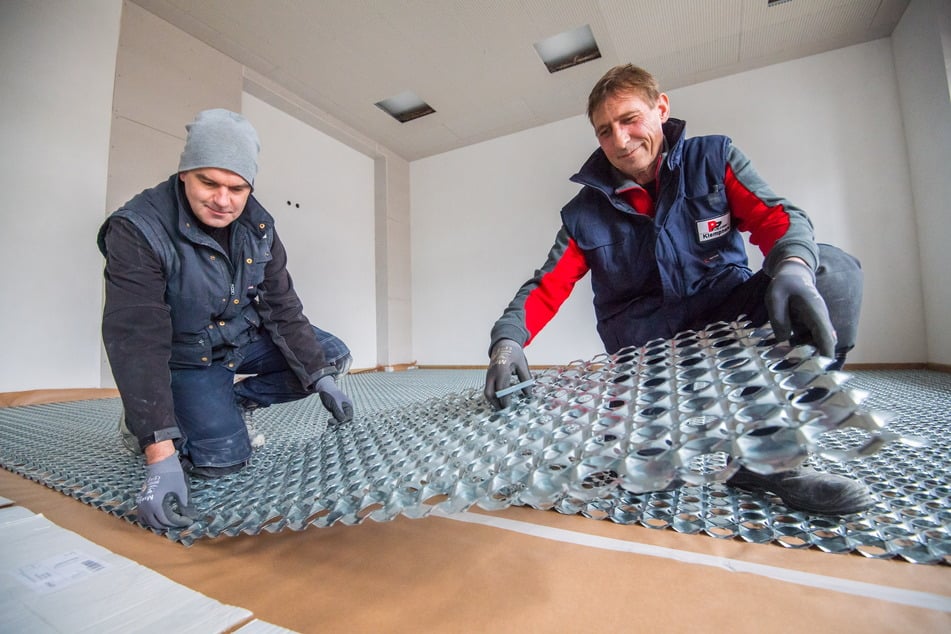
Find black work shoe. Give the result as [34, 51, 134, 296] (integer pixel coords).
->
[726, 465, 875, 515]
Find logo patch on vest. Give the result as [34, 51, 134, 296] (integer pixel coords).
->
[696, 213, 731, 242]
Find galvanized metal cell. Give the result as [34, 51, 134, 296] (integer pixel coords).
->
[0, 320, 946, 563]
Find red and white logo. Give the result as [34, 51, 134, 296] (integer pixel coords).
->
[696, 213, 731, 242]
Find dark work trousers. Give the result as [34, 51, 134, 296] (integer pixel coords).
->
[689, 243, 863, 364]
[172, 326, 351, 475]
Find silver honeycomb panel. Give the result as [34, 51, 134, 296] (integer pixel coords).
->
[0, 321, 947, 563]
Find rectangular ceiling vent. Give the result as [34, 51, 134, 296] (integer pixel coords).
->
[375, 90, 436, 123]
[534, 24, 601, 73]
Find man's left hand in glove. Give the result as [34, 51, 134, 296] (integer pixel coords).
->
[315, 375, 354, 423]
[766, 258, 837, 358]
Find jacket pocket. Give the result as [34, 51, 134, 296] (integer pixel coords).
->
[169, 332, 213, 368]
[685, 183, 732, 248]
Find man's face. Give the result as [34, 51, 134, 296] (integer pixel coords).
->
[179, 168, 252, 228]
[591, 90, 669, 185]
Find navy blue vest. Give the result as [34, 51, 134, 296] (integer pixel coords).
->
[98, 175, 274, 369]
[562, 120, 752, 351]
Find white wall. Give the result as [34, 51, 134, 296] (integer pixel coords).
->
[892, 0, 951, 366]
[243, 93, 377, 369]
[374, 155, 414, 369]
[243, 72, 415, 372]
[670, 38, 925, 364]
[0, 0, 121, 391]
[411, 117, 605, 366]
[412, 38, 925, 366]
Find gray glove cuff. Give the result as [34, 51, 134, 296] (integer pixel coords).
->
[314, 375, 338, 392]
[775, 258, 816, 283]
[146, 451, 183, 475]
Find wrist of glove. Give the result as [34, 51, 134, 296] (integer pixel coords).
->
[315, 375, 354, 424]
[484, 338, 533, 410]
[766, 259, 837, 358]
[136, 452, 197, 530]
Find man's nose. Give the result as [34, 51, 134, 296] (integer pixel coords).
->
[211, 187, 230, 206]
[611, 126, 629, 148]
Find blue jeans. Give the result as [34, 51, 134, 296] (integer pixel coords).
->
[171, 326, 350, 475]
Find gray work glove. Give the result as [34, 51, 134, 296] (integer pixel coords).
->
[315, 375, 354, 423]
[484, 338, 532, 410]
[136, 452, 197, 530]
[766, 259, 837, 358]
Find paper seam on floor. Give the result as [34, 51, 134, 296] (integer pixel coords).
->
[436, 509, 951, 613]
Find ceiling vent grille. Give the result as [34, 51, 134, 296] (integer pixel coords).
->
[375, 91, 436, 123]
[534, 24, 601, 73]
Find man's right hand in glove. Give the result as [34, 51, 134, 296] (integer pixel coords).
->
[136, 450, 197, 530]
[484, 338, 532, 410]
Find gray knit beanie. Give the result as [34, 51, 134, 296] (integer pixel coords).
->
[178, 109, 260, 186]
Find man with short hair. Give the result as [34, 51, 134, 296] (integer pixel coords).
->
[484, 64, 872, 515]
[99, 108, 354, 530]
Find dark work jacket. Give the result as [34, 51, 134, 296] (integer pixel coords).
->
[563, 125, 752, 350]
[98, 175, 331, 447]
[491, 118, 818, 354]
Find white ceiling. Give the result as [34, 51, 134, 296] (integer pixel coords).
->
[131, 0, 909, 161]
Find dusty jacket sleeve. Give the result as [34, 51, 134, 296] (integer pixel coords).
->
[489, 225, 590, 354]
[725, 143, 819, 275]
[101, 218, 181, 448]
[255, 229, 334, 390]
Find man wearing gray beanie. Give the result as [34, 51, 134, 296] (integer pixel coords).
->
[98, 108, 355, 531]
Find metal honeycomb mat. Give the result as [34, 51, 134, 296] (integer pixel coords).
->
[0, 320, 946, 563]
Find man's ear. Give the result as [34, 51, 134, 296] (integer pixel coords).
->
[656, 93, 670, 122]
